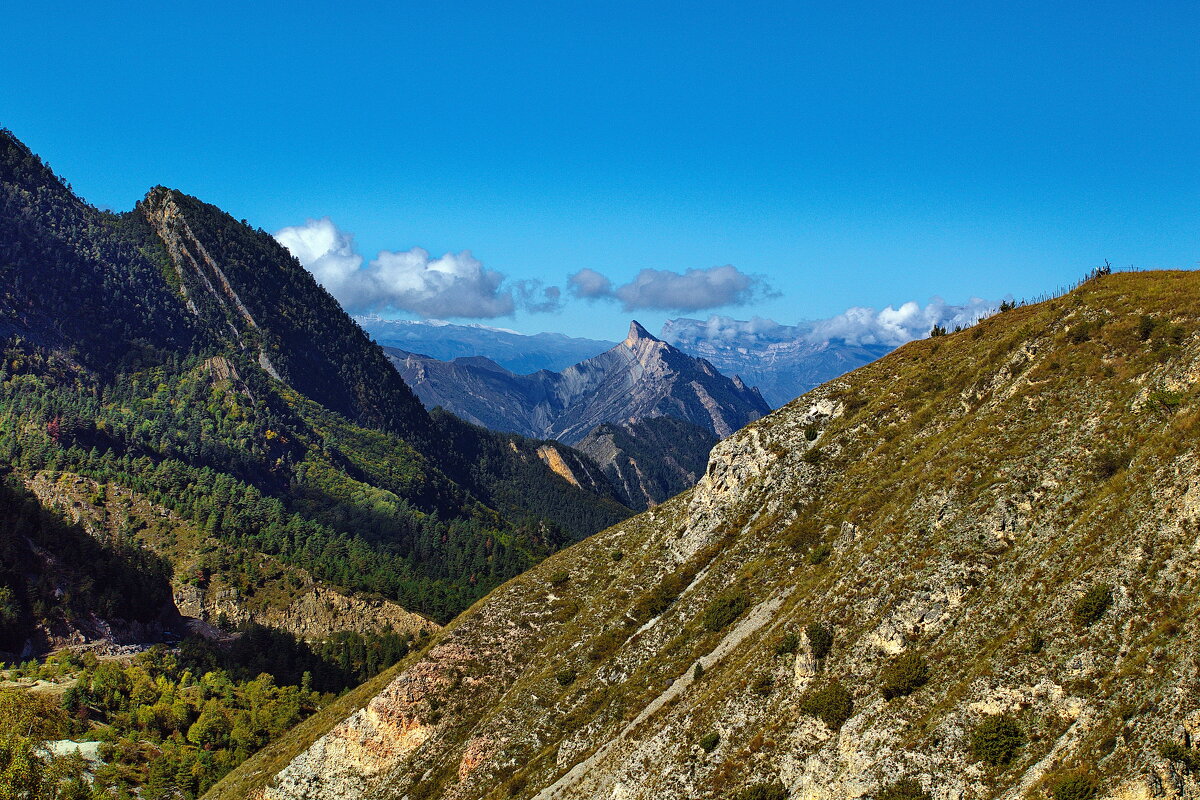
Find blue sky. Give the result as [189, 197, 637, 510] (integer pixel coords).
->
[3, 1, 1196, 340]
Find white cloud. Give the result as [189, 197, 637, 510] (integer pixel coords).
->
[661, 315, 801, 347]
[274, 217, 362, 291]
[275, 218, 560, 318]
[567, 268, 614, 300]
[567, 265, 773, 312]
[662, 298, 999, 349]
[807, 297, 998, 346]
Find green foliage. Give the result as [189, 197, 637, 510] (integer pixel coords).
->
[876, 777, 930, 800]
[751, 674, 775, 695]
[1050, 773, 1097, 800]
[801, 681, 854, 730]
[702, 592, 749, 632]
[1073, 585, 1112, 627]
[807, 543, 832, 565]
[699, 731, 720, 752]
[969, 715, 1026, 766]
[879, 651, 929, 700]
[806, 623, 834, 660]
[555, 669, 576, 687]
[1149, 390, 1183, 412]
[732, 782, 788, 800]
[804, 424, 819, 442]
[774, 633, 800, 656]
[1161, 742, 1200, 772]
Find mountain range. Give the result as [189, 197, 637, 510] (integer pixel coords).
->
[661, 318, 895, 408]
[0, 127, 630, 640]
[6, 126, 1200, 800]
[223, 270, 1200, 800]
[386, 321, 770, 444]
[386, 322, 771, 509]
[358, 317, 899, 410]
[356, 316, 614, 374]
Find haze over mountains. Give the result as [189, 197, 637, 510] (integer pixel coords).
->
[387, 321, 769, 443]
[387, 322, 770, 509]
[356, 299, 999, 410]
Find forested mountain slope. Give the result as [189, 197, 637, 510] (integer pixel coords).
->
[0, 128, 629, 634]
[573, 416, 718, 510]
[227, 270, 1200, 800]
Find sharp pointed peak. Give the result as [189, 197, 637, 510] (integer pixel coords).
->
[625, 320, 659, 343]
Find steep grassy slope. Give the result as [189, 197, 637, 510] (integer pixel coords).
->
[224, 271, 1200, 800]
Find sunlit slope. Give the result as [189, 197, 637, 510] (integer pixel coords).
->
[221, 272, 1200, 800]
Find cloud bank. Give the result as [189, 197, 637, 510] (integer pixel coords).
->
[568, 265, 773, 312]
[806, 297, 998, 346]
[662, 297, 999, 350]
[275, 218, 562, 318]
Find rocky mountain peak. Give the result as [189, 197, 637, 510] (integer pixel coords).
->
[624, 320, 659, 345]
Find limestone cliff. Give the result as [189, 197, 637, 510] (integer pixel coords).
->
[214, 271, 1200, 800]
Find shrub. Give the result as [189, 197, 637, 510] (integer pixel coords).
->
[969, 715, 1026, 766]
[1027, 629, 1045, 654]
[808, 543, 832, 565]
[801, 681, 853, 730]
[802, 447, 824, 465]
[1093, 448, 1129, 479]
[550, 571, 571, 587]
[1161, 741, 1200, 772]
[610, 549, 624, 562]
[880, 651, 929, 700]
[1050, 774, 1097, 800]
[1073, 585, 1112, 627]
[703, 592, 749, 632]
[752, 674, 775, 695]
[699, 731, 720, 752]
[806, 623, 834, 660]
[785, 522, 820, 553]
[555, 668, 576, 686]
[877, 777, 931, 800]
[804, 425, 819, 441]
[1150, 390, 1183, 412]
[775, 633, 800, 656]
[1137, 315, 1156, 340]
[733, 782, 788, 800]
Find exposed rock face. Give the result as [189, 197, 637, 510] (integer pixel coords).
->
[386, 321, 771, 445]
[573, 417, 718, 510]
[173, 583, 435, 642]
[216, 272, 1200, 800]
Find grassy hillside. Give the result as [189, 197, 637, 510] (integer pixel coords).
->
[228, 270, 1200, 800]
